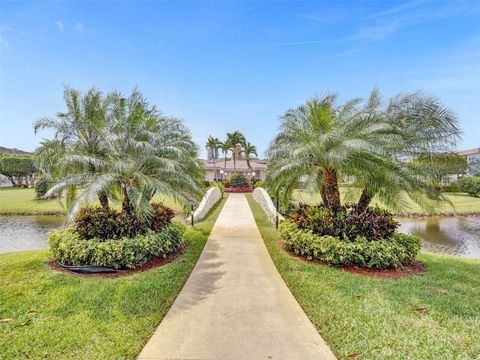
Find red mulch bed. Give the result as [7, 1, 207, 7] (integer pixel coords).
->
[278, 240, 424, 279]
[47, 245, 185, 278]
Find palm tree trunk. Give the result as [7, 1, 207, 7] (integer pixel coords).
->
[233, 152, 236, 171]
[99, 191, 109, 209]
[122, 188, 132, 215]
[357, 188, 374, 213]
[316, 171, 329, 207]
[322, 168, 341, 211]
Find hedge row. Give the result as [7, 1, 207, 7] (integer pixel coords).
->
[279, 221, 421, 269]
[49, 222, 186, 269]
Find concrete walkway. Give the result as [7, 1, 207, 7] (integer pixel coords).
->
[138, 193, 336, 360]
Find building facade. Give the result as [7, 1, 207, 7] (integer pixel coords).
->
[200, 158, 268, 182]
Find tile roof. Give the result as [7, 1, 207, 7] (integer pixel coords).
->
[457, 148, 480, 156]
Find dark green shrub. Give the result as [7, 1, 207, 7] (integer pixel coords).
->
[437, 183, 460, 193]
[34, 177, 56, 199]
[459, 177, 480, 197]
[74, 203, 175, 240]
[230, 172, 248, 187]
[280, 221, 420, 269]
[287, 203, 398, 241]
[49, 223, 184, 269]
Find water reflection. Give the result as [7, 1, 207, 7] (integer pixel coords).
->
[0, 215, 65, 253]
[398, 216, 480, 259]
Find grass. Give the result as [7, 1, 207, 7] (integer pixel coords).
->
[246, 194, 480, 359]
[292, 187, 480, 215]
[0, 196, 227, 359]
[0, 188, 186, 215]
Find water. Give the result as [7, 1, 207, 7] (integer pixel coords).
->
[0, 215, 65, 253]
[398, 216, 480, 259]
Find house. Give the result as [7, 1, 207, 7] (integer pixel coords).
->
[457, 148, 480, 177]
[457, 148, 480, 164]
[200, 158, 268, 182]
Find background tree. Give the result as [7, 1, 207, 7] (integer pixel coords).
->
[218, 140, 231, 170]
[0, 153, 35, 187]
[244, 142, 257, 169]
[226, 131, 246, 171]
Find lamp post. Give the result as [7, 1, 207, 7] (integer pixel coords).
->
[190, 201, 195, 226]
[220, 169, 224, 182]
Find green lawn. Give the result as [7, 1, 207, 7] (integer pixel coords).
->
[292, 188, 480, 215]
[0, 196, 227, 359]
[0, 188, 186, 215]
[247, 194, 480, 359]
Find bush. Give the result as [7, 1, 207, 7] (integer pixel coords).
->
[230, 172, 248, 187]
[74, 203, 175, 240]
[255, 180, 266, 188]
[280, 221, 420, 269]
[459, 177, 480, 197]
[287, 203, 398, 241]
[437, 182, 460, 193]
[34, 177, 56, 199]
[224, 186, 253, 193]
[223, 179, 231, 187]
[49, 223, 185, 269]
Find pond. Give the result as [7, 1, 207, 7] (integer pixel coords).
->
[398, 216, 480, 259]
[0, 215, 65, 253]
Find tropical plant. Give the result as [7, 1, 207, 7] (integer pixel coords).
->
[226, 131, 246, 171]
[37, 87, 203, 222]
[218, 139, 231, 170]
[33, 86, 110, 207]
[244, 142, 257, 169]
[266, 90, 460, 214]
[206, 136, 220, 161]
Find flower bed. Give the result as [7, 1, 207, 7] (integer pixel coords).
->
[49, 222, 186, 270]
[280, 221, 420, 269]
[224, 186, 253, 193]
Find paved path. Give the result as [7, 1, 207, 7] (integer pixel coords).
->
[138, 193, 336, 360]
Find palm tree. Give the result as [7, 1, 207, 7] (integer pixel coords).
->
[226, 131, 246, 171]
[43, 88, 203, 221]
[33, 86, 110, 208]
[206, 136, 220, 179]
[218, 140, 231, 171]
[266, 90, 460, 213]
[244, 142, 257, 169]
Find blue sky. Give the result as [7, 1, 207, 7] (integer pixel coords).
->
[1, 0, 479, 157]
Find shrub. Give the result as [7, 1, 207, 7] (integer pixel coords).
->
[287, 203, 398, 241]
[223, 179, 231, 187]
[49, 223, 185, 269]
[224, 186, 253, 193]
[74, 203, 175, 240]
[459, 177, 480, 197]
[34, 177, 56, 199]
[280, 221, 420, 269]
[230, 172, 248, 187]
[255, 180, 266, 188]
[437, 182, 460, 193]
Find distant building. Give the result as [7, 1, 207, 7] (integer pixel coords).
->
[457, 148, 480, 177]
[200, 158, 268, 182]
[457, 148, 480, 164]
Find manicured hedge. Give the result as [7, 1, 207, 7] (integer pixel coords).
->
[49, 222, 185, 269]
[279, 221, 421, 269]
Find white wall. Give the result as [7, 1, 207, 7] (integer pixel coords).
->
[191, 186, 222, 223]
[252, 187, 284, 225]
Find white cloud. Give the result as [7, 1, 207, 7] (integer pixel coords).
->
[74, 22, 84, 34]
[55, 21, 64, 32]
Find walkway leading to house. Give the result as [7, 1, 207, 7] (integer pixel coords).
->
[138, 193, 336, 360]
